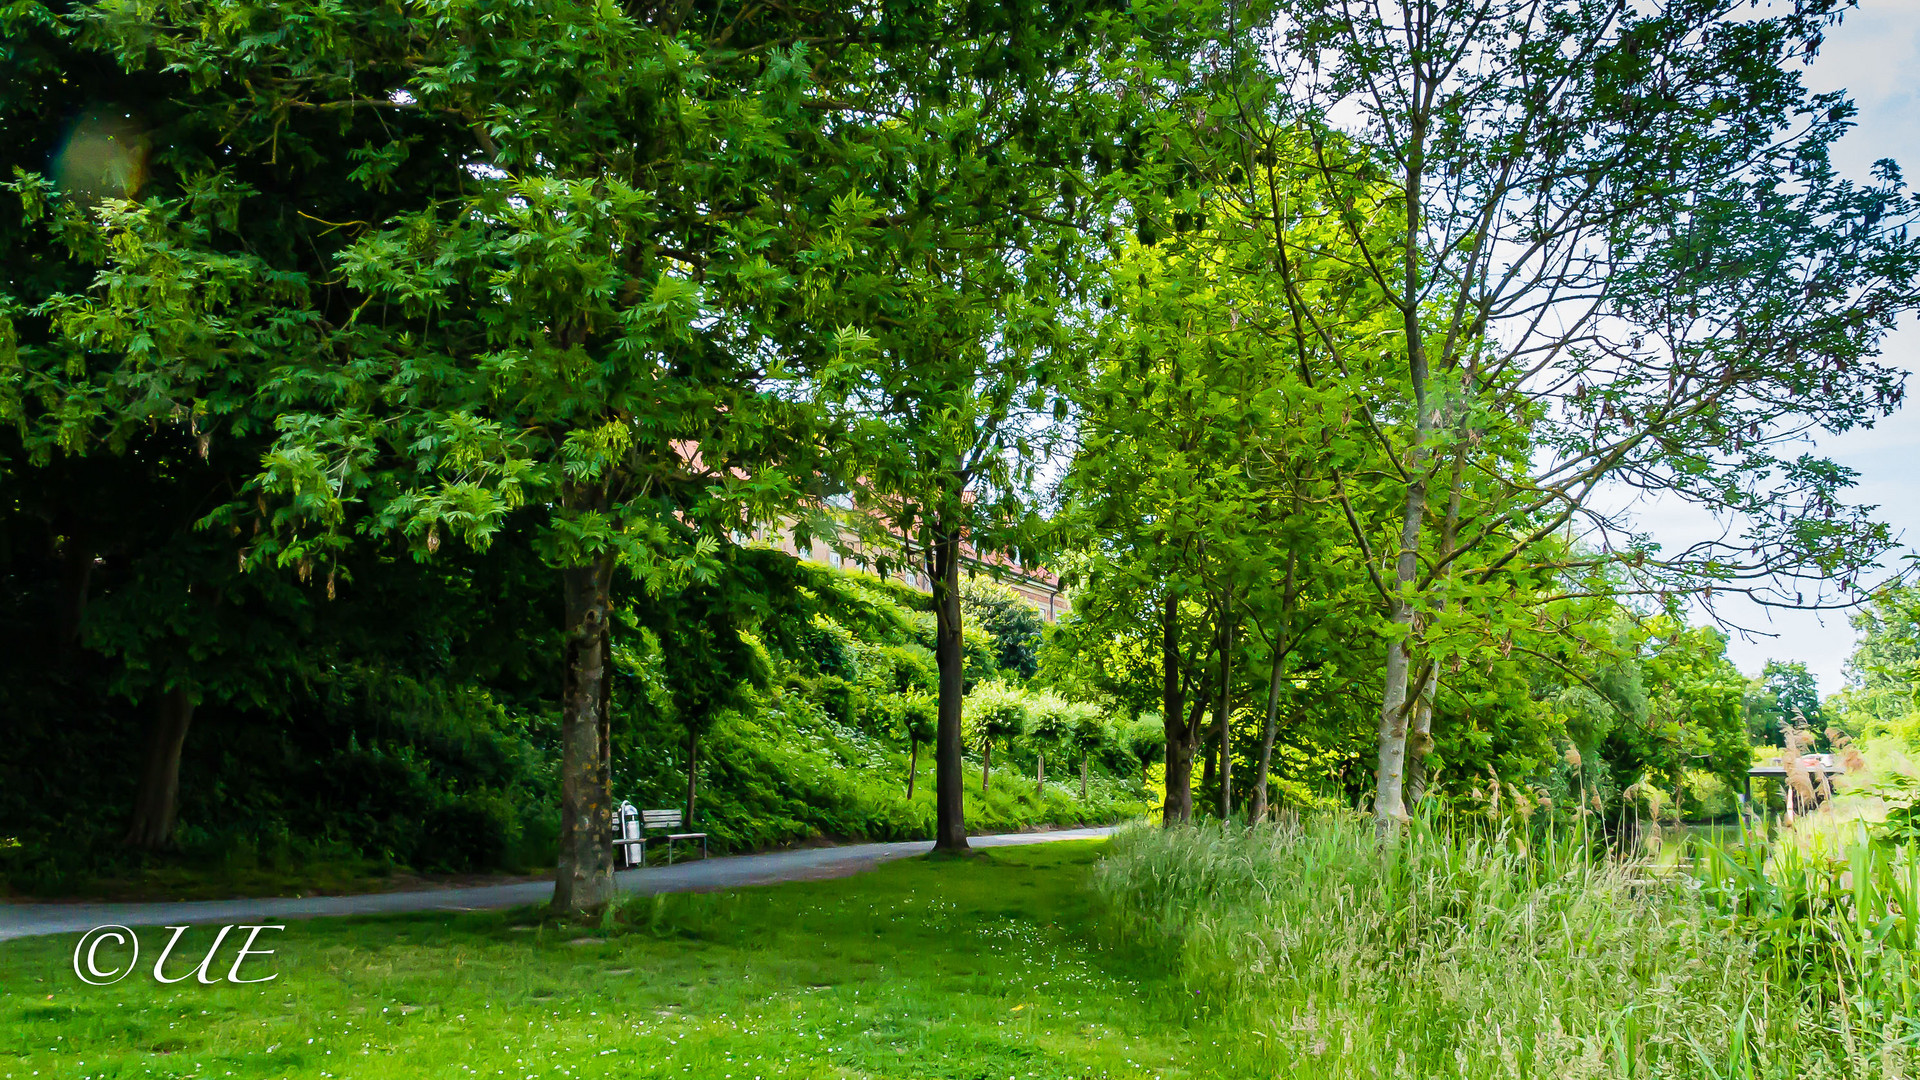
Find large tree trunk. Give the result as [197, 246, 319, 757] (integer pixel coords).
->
[1160, 594, 1195, 824]
[1250, 645, 1286, 825]
[553, 551, 617, 915]
[1164, 727, 1195, 824]
[906, 741, 918, 799]
[931, 519, 969, 850]
[125, 684, 194, 850]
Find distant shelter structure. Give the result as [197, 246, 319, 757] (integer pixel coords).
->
[1746, 754, 1846, 821]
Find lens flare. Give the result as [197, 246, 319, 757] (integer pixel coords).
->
[53, 111, 149, 204]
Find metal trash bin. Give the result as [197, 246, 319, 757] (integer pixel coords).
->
[611, 801, 643, 869]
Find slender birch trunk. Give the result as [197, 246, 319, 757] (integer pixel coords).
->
[1374, 96, 1435, 836]
[1250, 538, 1299, 825]
[1215, 604, 1235, 821]
[1160, 594, 1195, 824]
[1404, 684, 1435, 807]
[1372, 480, 1427, 833]
[1406, 436, 1468, 808]
[1250, 646, 1285, 825]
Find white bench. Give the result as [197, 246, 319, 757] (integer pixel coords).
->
[610, 802, 708, 867]
[642, 808, 708, 864]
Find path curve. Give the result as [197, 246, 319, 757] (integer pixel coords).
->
[0, 827, 1113, 942]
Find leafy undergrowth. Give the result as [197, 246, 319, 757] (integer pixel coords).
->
[2, 731, 1151, 903]
[0, 841, 1259, 1080]
[684, 704, 1155, 856]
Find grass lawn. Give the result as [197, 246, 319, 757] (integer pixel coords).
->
[0, 841, 1259, 1079]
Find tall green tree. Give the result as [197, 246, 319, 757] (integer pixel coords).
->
[809, 1, 1151, 850]
[1062, 219, 1390, 823]
[1762, 659, 1824, 736]
[1196, 0, 1920, 831]
[4, 0, 930, 913]
[1831, 586, 1920, 739]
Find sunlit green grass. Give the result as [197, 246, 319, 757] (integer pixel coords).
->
[1094, 817, 1912, 1080]
[0, 841, 1253, 1079]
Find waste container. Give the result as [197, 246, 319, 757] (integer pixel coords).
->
[611, 801, 643, 869]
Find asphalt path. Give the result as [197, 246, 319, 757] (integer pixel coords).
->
[0, 827, 1114, 942]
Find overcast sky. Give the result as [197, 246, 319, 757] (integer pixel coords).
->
[1643, 1, 1920, 693]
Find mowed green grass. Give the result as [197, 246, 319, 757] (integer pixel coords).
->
[0, 842, 1255, 1079]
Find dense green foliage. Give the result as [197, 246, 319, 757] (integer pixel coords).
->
[1832, 586, 1920, 743]
[0, 553, 1148, 895]
[1, 0, 1913, 930]
[961, 578, 1046, 682]
[0, 507, 569, 890]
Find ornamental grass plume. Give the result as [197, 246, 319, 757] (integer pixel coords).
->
[1828, 726, 1868, 774]
[1511, 783, 1535, 822]
[1783, 727, 1817, 807]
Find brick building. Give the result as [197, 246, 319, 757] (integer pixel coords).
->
[756, 516, 1070, 624]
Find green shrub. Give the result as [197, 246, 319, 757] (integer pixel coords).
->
[417, 792, 516, 872]
[813, 674, 862, 729]
[797, 615, 859, 680]
[960, 577, 1045, 680]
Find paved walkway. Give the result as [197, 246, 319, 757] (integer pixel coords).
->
[0, 827, 1113, 942]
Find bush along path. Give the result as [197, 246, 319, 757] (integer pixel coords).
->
[0, 827, 1114, 942]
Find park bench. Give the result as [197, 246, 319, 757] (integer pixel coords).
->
[643, 808, 708, 864]
[610, 802, 708, 868]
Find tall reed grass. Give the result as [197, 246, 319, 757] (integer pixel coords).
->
[1694, 820, 1920, 1051]
[1093, 814, 1907, 1079]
